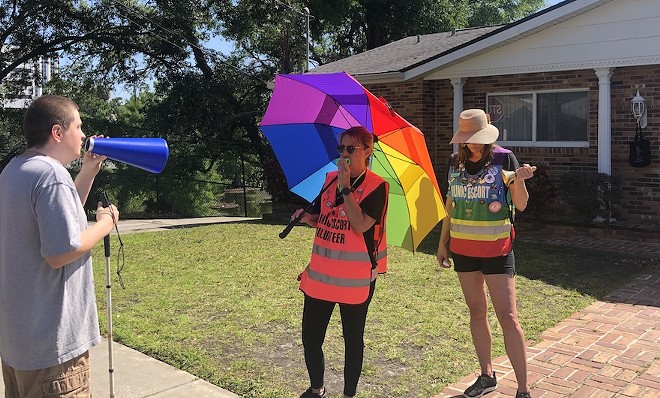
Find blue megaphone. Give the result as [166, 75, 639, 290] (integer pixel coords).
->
[84, 137, 169, 174]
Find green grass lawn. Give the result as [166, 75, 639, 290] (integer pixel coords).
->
[91, 221, 655, 398]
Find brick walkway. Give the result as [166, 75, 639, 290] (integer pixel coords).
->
[434, 234, 660, 398]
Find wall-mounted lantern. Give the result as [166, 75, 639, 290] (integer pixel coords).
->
[629, 89, 651, 168]
[631, 89, 647, 128]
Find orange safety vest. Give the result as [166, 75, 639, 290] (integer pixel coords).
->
[299, 170, 388, 304]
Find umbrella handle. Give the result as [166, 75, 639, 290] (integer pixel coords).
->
[279, 210, 306, 239]
[279, 176, 338, 239]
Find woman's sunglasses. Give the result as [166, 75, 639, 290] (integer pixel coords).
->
[336, 145, 366, 154]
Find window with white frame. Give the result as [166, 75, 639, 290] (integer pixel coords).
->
[486, 90, 589, 146]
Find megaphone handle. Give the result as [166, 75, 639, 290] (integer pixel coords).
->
[101, 191, 111, 257]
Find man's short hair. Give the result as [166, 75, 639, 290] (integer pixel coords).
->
[23, 95, 79, 148]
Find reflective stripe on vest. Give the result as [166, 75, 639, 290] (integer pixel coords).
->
[450, 219, 511, 241]
[311, 245, 388, 265]
[300, 170, 387, 304]
[305, 267, 371, 287]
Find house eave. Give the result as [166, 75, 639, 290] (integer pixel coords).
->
[423, 56, 660, 80]
[351, 71, 404, 85]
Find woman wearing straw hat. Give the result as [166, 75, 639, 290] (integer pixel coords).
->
[437, 109, 535, 398]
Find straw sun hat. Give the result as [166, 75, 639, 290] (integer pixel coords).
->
[449, 109, 499, 144]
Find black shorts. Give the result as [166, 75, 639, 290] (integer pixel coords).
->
[452, 251, 516, 275]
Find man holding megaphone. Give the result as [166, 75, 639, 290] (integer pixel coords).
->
[0, 95, 119, 397]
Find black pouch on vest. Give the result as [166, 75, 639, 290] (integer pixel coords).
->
[629, 124, 651, 168]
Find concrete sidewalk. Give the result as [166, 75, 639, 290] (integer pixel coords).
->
[89, 339, 239, 397]
[108, 216, 261, 234]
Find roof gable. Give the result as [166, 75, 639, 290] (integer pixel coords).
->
[423, 0, 659, 80]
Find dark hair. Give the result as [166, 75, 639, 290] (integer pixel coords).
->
[23, 95, 79, 148]
[338, 126, 375, 167]
[456, 143, 494, 165]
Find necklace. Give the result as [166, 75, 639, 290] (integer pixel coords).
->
[457, 159, 496, 186]
[455, 160, 500, 219]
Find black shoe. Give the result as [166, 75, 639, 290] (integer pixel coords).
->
[515, 392, 532, 398]
[299, 387, 327, 398]
[463, 371, 497, 398]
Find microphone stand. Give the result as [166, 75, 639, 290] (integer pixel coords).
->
[279, 176, 338, 239]
[100, 192, 116, 398]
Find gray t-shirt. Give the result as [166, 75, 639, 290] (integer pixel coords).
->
[0, 154, 100, 370]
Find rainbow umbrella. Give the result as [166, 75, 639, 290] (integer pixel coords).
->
[259, 72, 446, 252]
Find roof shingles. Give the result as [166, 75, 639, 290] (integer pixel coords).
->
[309, 26, 502, 77]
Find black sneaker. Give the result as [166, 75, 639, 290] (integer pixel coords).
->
[299, 387, 327, 398]
[463, 371, 497, 398]
[515, 392, 532, 398]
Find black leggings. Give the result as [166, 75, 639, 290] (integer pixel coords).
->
[302, 281, 376, 397]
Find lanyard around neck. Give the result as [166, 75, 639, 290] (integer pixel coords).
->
[339, 169, 367, 191]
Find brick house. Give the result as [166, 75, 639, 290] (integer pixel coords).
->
[309, 0, 659, 225]
[1, 52, 58, 109]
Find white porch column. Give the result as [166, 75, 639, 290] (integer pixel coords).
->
[595, 68, 613, 175]
[450, 78, 467, 153]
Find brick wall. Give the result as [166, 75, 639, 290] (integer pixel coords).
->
[610, 66, 660, 221]
[366, 65, 659, 223]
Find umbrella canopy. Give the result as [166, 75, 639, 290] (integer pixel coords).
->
[259, 72, 446, 251]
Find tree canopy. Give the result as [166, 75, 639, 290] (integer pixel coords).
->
[220, 0, 544, 67]
[1, 0, 546, 212]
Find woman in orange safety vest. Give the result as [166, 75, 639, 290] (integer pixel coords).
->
[292, 126, 388, 398]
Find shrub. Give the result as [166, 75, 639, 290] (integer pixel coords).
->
[523, 164, 558, 221]
[558, 171, 622, 223]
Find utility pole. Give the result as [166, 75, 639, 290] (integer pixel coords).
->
[274, 0, 313, 73]
[303, 7, 310, 72]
